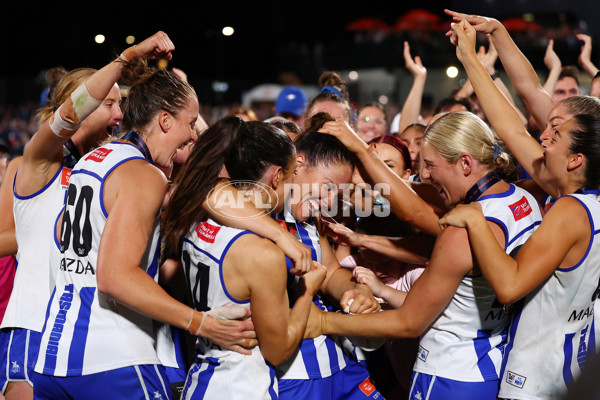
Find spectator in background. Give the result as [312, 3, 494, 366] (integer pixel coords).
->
[304, 71, 357, 131]
[39, 67, 68, 107]
[265, 117, 303, 141]
[356, 102, 388, 143]
[552, 65, 580, 102]
[395, 41, 429, 136]
[227, 105, 258, 121]
[432, 95, 473, 115]
[274, 85, 308, 128]
[396, 123, 426, 179]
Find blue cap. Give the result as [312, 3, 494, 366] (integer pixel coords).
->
[275, 86, 308, 116]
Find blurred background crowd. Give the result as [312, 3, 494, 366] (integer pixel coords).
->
[0, 1, 598, 159]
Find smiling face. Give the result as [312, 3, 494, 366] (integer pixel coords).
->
[539, 117, 576, 186]
[375, 142, 411, 179]
[357, 106, 387, 142]
[306, 100, 350, 125]
[539, 103, 574, 143]
[419, 140, 466, 207]
[153, 98, 199, 170]
[289, 157, 353, 222]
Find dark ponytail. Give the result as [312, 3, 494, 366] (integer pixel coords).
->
[225, 121, 295, 182]
[161, 117, 296, 252]
[161, 116, 244, 251]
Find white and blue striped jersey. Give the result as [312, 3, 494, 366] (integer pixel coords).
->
[413, 184, 543, 383]
[35, 141, 163, 377]
[180, 219, 277, 400]
[498, 189, 600, 399]
[272, 209, 352, 380]
[543, 189, 600, 365]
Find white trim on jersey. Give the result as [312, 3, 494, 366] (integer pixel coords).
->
[272, 209, 352, 381]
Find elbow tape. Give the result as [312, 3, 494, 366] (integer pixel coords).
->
[70, 83, 102, 123]
[50, 83, 102, 137]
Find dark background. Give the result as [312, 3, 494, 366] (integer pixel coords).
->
[1, 0, 599, 105]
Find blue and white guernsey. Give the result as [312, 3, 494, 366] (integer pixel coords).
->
[272, 209, 351, 380]
[35, 142, 163, 377]
[180, 219, 277, 400]
[413, 184, 543, 383]
[498, 189, 600, 399]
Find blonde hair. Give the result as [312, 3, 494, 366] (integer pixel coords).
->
[424, 111, 510, 171]
[36, 68, 96, 124]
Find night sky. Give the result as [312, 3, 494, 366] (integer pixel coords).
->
[1, 1, 598, 104]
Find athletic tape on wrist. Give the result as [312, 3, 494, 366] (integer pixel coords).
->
[50, 105, 81, 137]
[185, 309, 194, 332]
[71, 83, 102, 123]
[187, 311, 207, 337]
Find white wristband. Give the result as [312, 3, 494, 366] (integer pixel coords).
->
[49, 105, 80, 137]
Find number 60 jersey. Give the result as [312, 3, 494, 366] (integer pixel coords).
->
[35, 141, 163, 377]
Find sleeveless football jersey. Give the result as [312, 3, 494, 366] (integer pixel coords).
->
[5, 160, 72, 332]
[498, 189, 600, 399]
[180, 219, 276, 399]
[272, 209, 351, 380]
[413, 184, 543, 383]
[35, 141, 162, 376]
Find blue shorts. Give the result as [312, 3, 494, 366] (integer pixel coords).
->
[32, 364, 172, 400]
[165, 327, 188, 399]
[0, 327, 42, 391]
[408, 372, 499, 400]
[165, 366, 186, 400]
[278, 359, 384, 400]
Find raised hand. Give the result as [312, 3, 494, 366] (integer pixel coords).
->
[123, 31, 175, 61]
[444, 9, 501, 36]
[544, 39, 562, 72]
[480, 35, 499, 74]
[404, 41, 427, 78]
[449, 19, 479, 63]
[576, 33, 599, 77]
